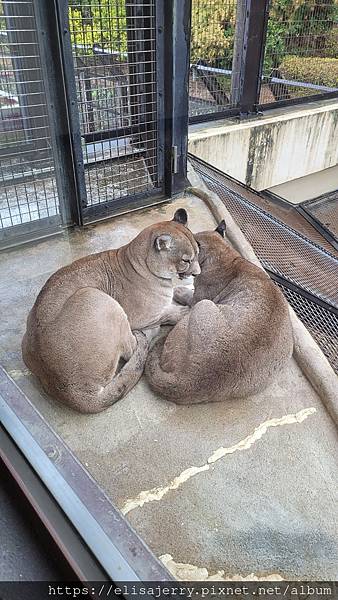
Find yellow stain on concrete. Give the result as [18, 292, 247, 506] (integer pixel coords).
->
[121, 407, 316, 515]
[160, 553, 284, 581]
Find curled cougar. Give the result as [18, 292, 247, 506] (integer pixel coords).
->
[145, 221, 293, 404]
[22, 209, 200, 413]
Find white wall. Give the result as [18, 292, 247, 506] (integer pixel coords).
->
[188, 99, 338, 193]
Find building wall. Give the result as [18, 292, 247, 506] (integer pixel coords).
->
[188, 99, 338, 194]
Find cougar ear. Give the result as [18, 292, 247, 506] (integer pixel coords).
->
[215, 220, 226, 238]
[173, 208, 188, 227]
[155, 234, 172, 251]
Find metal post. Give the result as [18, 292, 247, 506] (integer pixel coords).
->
[231, 0, 270, 115]
[33, 0, 87, 226]
[163, 0, 192, 197]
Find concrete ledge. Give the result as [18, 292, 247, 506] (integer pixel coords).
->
[188, 99, 338, 191]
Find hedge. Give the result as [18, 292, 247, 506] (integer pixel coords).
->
[280, 55, 338, 89]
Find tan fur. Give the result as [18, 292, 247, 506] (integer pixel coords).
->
[145, 226, 294, 404]
[22, 211, 200, 413]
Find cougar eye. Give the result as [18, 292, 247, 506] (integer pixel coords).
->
[182, 258, 190, 264]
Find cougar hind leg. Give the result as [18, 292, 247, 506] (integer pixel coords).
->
[71, 331, 149, 414]
[24, 287, 147, 413]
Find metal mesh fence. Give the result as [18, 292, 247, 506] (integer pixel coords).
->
[0, 0, 60, 231]
[189, 154, 338, 372]
[68, 0, 160, 207]
[302, 191, 338, 242]
[189, 0, 239, 119]
[277, 282, 338, 373]
[260, 0, 338, 105]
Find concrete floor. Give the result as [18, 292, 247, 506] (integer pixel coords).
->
[268, 165, 338, 204]
[0, 195, 337, 580]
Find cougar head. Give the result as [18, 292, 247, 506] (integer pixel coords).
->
[194, 220, 227, 272]
[146, 209, 200, 280]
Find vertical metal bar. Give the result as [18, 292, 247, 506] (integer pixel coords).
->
[32, 0, 86, 226]
[231, 0, 270, 115]
[156, 0, 165, 192]
[163, 0, 192, 197]
[53, 0, 88, 224]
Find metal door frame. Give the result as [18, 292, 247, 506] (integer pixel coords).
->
[53, 0, 192, 225]
[0, 0, 192, 247]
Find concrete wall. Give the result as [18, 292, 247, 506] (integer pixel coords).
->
[188, 99, 338, 192]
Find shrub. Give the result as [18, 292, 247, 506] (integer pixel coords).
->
[280, 55, 338, 88]
[190, 0, 236, 66]
[324, 26, 338, 58]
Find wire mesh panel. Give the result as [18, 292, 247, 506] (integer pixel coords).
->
[189, 154, 338, 373]
[0, 0, 60, 236]
[276, 282, 338, 374]
[260, 0, 338, 105]
[68, 0, 161, 208]
[302, 191, 338, 242]
[189, 0, 240, 119]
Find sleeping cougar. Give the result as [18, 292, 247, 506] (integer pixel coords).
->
[22, 209, 200, 413]
[145, 221, 293, 403]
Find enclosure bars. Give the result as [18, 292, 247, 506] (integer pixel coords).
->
[1, 0, 193, 246]
[2, 0, 50, 161]
[59, 0, 191, 223]
[189, 0, 270, 124]
[126, 0, 158, 188]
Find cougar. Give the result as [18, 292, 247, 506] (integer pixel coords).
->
[22, 209, 200, 413]
[145, 221, 293, 404]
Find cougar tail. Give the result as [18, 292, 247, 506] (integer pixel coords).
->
[145, 336, 182, 401]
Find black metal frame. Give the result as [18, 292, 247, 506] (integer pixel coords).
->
[262, 188, 338, 254]
[161, 0, 192, 196]
[231, 0, 270, 116]
[33, 0, 86, 226]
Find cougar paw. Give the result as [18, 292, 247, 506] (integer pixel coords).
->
[167, 304, 191, 325]
[133, 330, 149, 351]
[173, 286, 194, 306]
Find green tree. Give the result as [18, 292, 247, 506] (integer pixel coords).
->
[69, 0, 127, 54]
